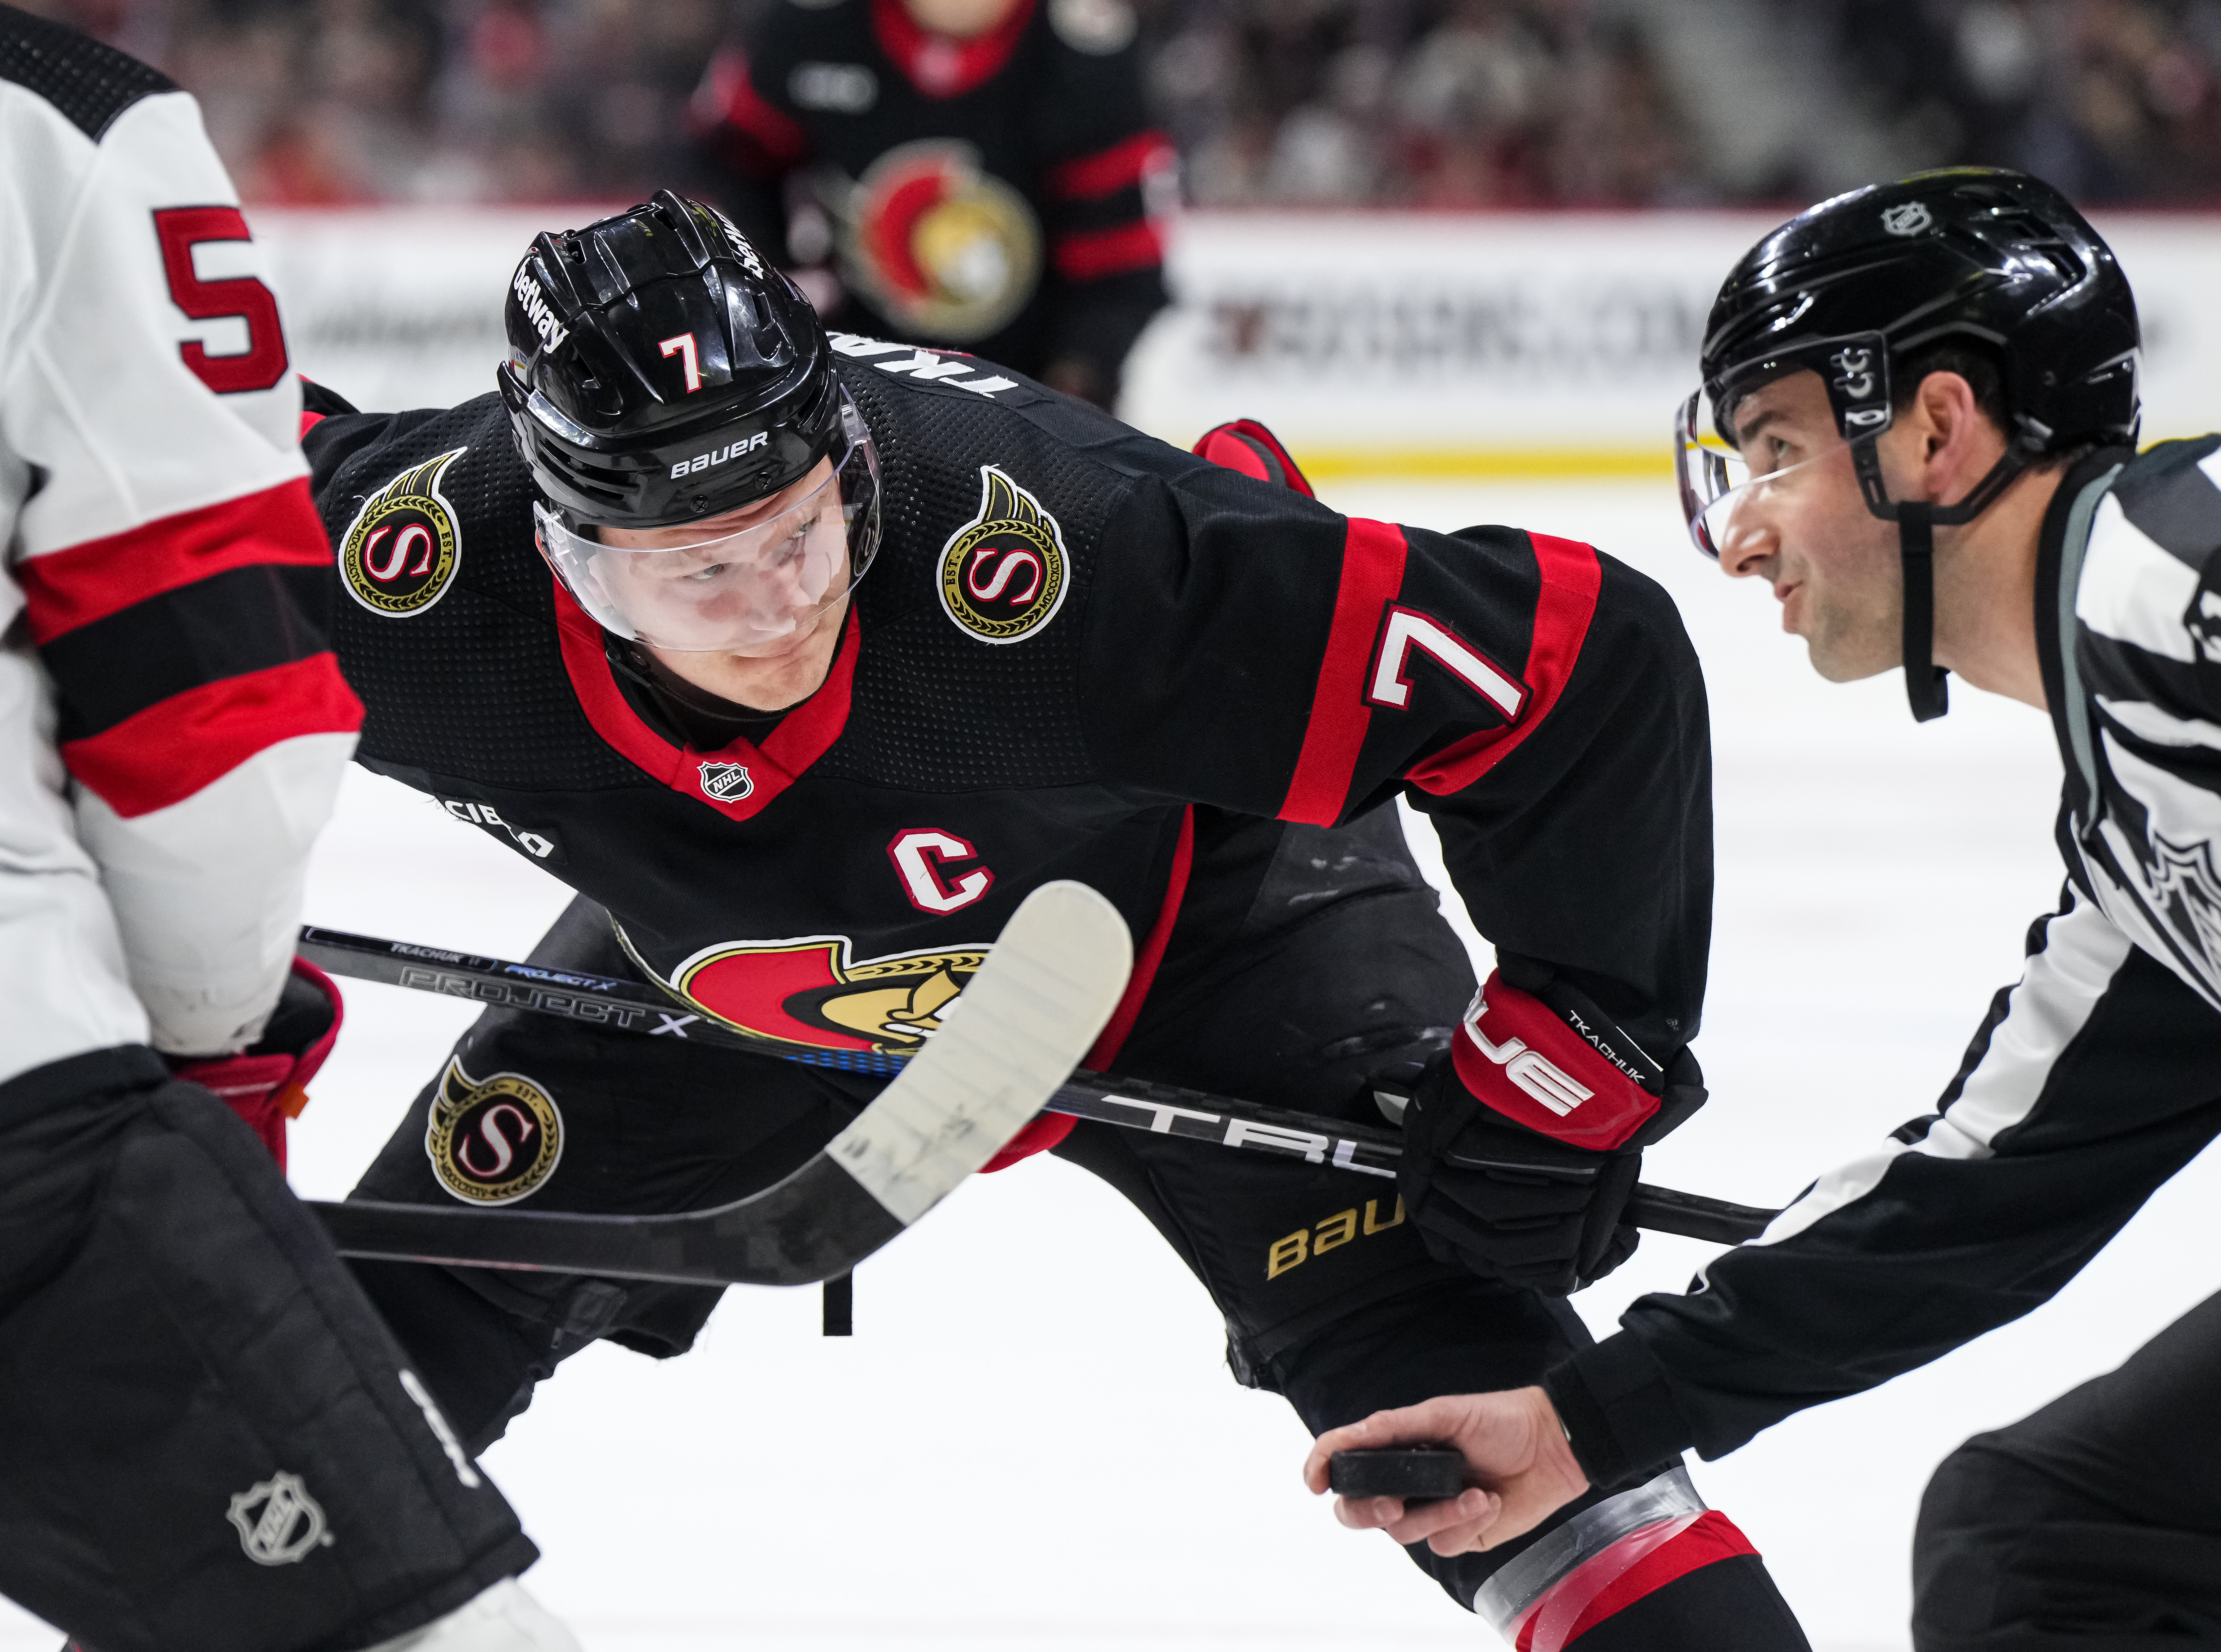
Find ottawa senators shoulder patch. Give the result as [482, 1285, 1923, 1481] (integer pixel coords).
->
[340, 447, 467, 617]
[937, 465, 1069, 644]
[424, 1056, 562, 1205]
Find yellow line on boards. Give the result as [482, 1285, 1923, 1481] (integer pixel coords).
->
[1291, 447, 1673, 481]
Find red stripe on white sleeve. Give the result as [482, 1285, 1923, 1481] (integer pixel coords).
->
[61, 654, 362, 818]
[1046, 131, 1175, 199]
[15, 477, 331, 644]
[1050, 220, 1165, 281]
[1405, 530, 1600, 796]
[1279, 518, 1408, 826]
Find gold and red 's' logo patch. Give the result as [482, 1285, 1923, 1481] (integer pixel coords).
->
[340, 448, 466, 617]
[424, 1056, 562, 1205]
[938, 466, 1068, 645]
[839, 139, 1041, 342]
[653, 933, 989, 1057]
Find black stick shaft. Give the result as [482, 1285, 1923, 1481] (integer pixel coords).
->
[299, 924, 1779, 1246]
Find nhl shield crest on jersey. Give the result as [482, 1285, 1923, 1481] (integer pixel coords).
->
[227, 1471, 332, 1566]
[698, 761, 755, 802]
[339, 447, 467, 617]
[424, 1056, 564, 1205]
[937, 465, 1069, 644]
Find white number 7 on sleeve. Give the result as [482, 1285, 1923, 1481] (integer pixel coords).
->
[1367, 606, 1527, 719]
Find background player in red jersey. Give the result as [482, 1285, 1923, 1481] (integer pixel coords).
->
[299, 189, 1812, 1650]
[0, 8, 575, 1649]
[691, 0, 1172, 409]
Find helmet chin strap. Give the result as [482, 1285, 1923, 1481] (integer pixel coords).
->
[1850, 441, 2029, 723]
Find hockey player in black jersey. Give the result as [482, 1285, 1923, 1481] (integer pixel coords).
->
[691, 0, 1171, 408]
[1307, 169, 2221, 1650]
[301, 190, 1811, 1648]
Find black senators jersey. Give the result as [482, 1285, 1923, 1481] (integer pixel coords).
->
[303, 338, 1713, 1080]
[692, 0, 1170, 399]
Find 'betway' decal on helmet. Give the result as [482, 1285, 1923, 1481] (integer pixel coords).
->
[339, 448, 467, 617]
[826, 333, 1018, 397]
[705, 203, 765, 277]
[512, 267, 569, 352]
[937, 465, 1069, 644]
[671, 430, 770, 478]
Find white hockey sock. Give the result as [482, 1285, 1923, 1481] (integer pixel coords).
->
[362, 1579, 582, 1652]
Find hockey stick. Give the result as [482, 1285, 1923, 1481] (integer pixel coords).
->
[299, 923, 1779, 1252]
[306, 883, 1132, 1288]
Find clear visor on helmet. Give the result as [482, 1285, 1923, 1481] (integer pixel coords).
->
[1674, 384, 1861, 563]
[534, 405, 881, 654]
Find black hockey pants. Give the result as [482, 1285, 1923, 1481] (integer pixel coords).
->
[347, 806, 1808, 1648]
[1913, 1289, 2221, 1649]
[0, 1047, 534, 1652]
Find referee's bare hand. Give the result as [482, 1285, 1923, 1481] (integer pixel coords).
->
[1302, 1387, 1590, 1555]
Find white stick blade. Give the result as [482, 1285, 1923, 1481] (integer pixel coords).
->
[824, 881, 1133, 1226]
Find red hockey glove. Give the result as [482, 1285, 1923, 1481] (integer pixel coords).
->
[169, 958, 344, 1172]
[1395, 963, 1705, 1295]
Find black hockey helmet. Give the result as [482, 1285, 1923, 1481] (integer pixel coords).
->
[498, 189, 851, 528]
[499, 191, 883, 654]
[1677, 168, 2139, 721]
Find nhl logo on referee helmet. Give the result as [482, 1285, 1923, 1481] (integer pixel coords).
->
[339, 447, 467, 617]
[698, 761, 755, 802]
[424, 1057, 563, 1205]
[226, 1471, 332, 1566]
[938, 465, 1069, 644]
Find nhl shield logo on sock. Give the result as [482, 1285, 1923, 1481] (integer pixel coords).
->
[227, 1471, 332, 1566]
[698, 760, 754, 802]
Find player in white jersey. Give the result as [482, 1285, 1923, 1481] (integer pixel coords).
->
[1303, 169, 2221, 1650]
[0, 9, 576, 1649]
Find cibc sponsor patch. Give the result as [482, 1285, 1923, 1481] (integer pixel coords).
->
[340, 448, 467, 616]
[937, 465, 1069, 643]
[425, 1055, 563, 1205]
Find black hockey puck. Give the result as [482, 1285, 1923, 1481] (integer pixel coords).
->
[1328, 1444, 1467, 1501]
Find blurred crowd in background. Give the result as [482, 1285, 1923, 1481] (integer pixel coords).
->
[21, 0, 2221, 209]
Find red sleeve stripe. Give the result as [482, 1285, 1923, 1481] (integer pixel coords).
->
[1051, 219, 1165, 282]
[61, 655, 362, 819]
[1280, 518, 1408, 826]
[16, 478, 330, 645]
[1405, 530, 1601, 797]
[689, 47, 806, 161]
[1083, 803, 1195, 1071]
[1047, 131, 1175, 200]
[1516, 1511, 1760, 1652]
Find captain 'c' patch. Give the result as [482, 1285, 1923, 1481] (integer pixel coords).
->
[340, 448, 467, 617]
[937, 465, 1068, 644]
[424, 1056, 562, 1205]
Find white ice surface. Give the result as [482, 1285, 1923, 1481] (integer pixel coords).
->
[9, 476, 2215, 1652]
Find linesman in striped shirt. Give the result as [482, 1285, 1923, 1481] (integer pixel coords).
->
[1310, 169, 2221, 1649]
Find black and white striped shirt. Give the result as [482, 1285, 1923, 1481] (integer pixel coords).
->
[1545, 439, 2221, 1487]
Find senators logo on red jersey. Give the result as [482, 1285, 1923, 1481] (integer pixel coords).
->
[938, 465, 1068, 644]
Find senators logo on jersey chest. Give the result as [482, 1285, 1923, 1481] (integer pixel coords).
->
[424, 1056, 562, 1204]
[340, 448, 466, 617]
[938, 465, 1069, 644]
[653, 933, 989, 1057]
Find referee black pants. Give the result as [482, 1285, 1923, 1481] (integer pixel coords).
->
[1914, 1290, 2221, 1649]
